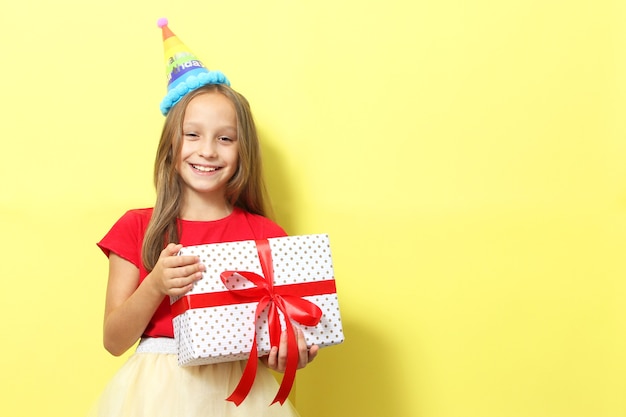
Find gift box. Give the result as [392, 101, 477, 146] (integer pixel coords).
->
[171, 234, 344, 368]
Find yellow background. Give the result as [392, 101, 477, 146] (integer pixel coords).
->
[1, 1, 625, 416]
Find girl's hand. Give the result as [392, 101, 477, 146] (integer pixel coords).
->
[261, 326, 319, 372]
[149, 243, 204, 297]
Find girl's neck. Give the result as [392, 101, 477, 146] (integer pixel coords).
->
[179, 193, 233, 221]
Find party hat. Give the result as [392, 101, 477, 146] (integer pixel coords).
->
[157, 17, 230, 115]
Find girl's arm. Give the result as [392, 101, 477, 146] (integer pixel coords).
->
[103, 243, 204, 356]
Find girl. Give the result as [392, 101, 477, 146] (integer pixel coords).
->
[89, 82, 318, 416]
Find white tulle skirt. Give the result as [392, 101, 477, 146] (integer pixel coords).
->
[86, 338, 300, 417]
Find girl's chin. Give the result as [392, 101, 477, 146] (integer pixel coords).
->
[182, 185, 228, 198]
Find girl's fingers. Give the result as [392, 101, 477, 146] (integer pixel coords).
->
[161, 243, 183, 257]
[168, 274, 201, 290]
[166, 262, 204, 279]
[153, 245, 205, 296]
[265, 346, 279, 370]
[295, 327, 313, 368]
[162, 255, 202, 268]
[167, 282, 195, 297]
[159, 244, 201, 268]
[307, 344, 319, 364]
[262, 327, 319, 372]
[277, 330, 289, 371]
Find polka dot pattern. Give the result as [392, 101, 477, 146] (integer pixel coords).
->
[171, 234, 344, 367]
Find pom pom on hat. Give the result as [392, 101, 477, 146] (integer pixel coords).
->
[157, 18, 230, 115]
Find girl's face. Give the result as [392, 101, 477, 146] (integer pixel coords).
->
[177, 91, 239, 203]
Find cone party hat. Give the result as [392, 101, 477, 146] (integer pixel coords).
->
[157, 18, 230, 115]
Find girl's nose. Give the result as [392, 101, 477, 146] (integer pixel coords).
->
[198, 138, 217, 158]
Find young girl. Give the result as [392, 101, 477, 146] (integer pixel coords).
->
[88, 21, 317, 417]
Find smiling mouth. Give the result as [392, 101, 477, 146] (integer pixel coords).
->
[191, 164, 221, 172]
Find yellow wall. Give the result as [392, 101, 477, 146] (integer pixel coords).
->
[1, 1, 625, 416]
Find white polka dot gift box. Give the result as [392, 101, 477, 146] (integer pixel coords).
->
[170, 234, 344, 368]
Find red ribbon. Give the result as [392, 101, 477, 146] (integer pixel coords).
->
[171, 239, 335, 406]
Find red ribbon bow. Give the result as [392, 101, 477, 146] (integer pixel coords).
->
[222, 239, 324, 406]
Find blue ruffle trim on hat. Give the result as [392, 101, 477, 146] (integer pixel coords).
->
[160, 71, 231, 115]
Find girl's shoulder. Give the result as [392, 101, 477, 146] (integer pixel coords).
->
[97, 208, 154, 261]
[121, 207, 154, 222]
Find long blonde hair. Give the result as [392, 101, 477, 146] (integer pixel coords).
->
[141, 84, 271, 270]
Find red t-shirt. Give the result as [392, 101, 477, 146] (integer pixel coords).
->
[97, 207, 287, 338]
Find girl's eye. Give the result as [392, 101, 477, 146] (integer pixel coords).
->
[218, 136, 234, 142]
[184, 132, 200, 139]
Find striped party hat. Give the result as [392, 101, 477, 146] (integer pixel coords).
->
[157, 18, 230, 115]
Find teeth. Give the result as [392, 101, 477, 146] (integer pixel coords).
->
[192, 164, 219, 172]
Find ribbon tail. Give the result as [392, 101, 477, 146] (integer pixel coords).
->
[267, 302, 282, 348]
[226, 297, 271, 406]
[271, 304, 299, 405]
[226, 337, 259, 406]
